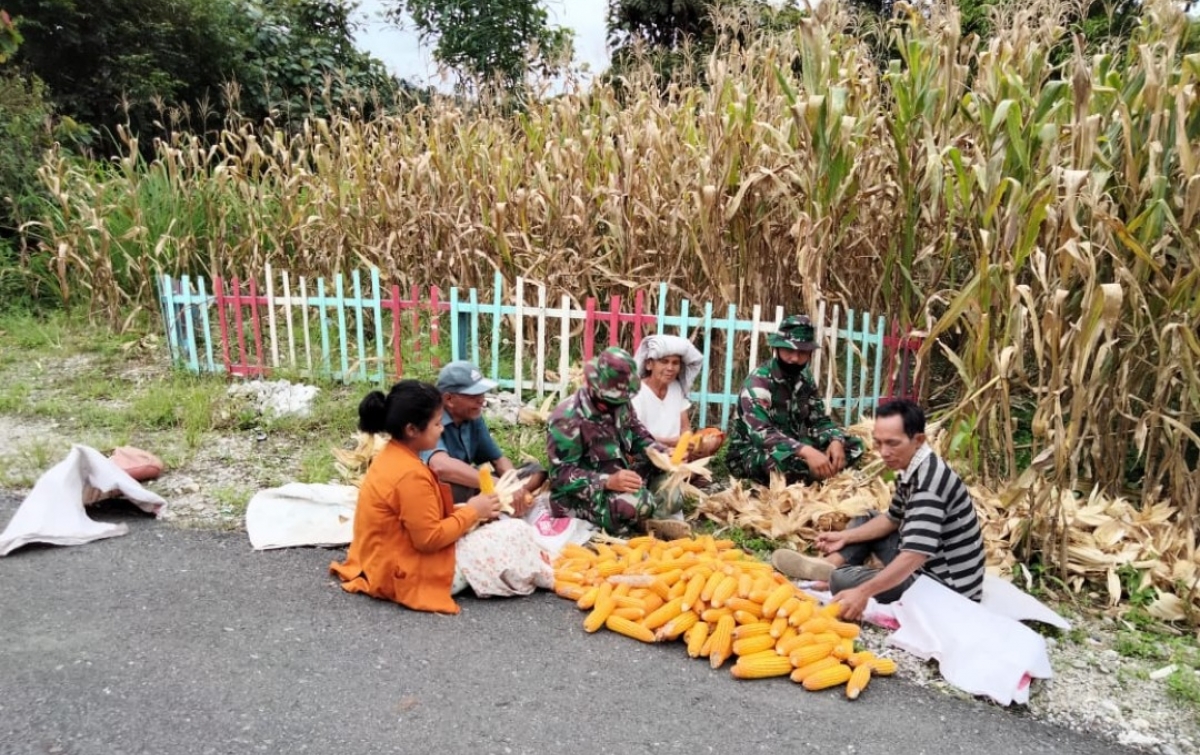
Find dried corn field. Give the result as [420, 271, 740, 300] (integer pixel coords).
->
[20, 1, 1199, 613]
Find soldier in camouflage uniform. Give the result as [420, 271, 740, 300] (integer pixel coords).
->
[546, 347, 682, 536]
[726, 315, 865, 484]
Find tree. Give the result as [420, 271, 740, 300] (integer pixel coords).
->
[387, 0, 573, 92]
[4, 0, 401, 149]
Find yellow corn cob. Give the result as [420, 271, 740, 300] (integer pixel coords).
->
[613, 595, 647, 611]
[775, 633, 809, 657]
[612, 606, 644, 621]
[725, 598, 763, 618]
[605, 615, 656, 643]
[847, 650, 877, 668]
[789, 642, 837, 668]
[710, 575, 738, 608]
[812, 631, 842, 646]
[559, 544, 596, 562]
[869, 658, 897, 676]
[736, 572, 754, 598]
[700, 570, 726, 602]
[733, 610, 761, 625]
[583, 595, 616, 633]
[701, 607, 733, 623]
[647, 578, 672, 601]
[554, 570, 586, 584]
[597, 560, 625, 578]
[640, 592, 665, 614]
[733, 622, 773, 640]
[708, 615, 736, 669]
[643, 597, 685, 630]
[832, 638, 856, 660]
[594, 543, 617, 561]
[554, 583, 586, 601]
[731, 653, 794, 680]
[668, 578, 689, 600]
[685, 621, 710, 658]
[575, 586, 600, 610]
[846, 664, 872, 699]
[802, 663, 853, 691]
[788, 600, 816, 627]
[681, 573, 706, 612]
[670, 432, 694, 463]
[712, 539, 736, 550]
[761, 583, 795, 619]
[790, 656, 841, 684]
[776, 596, 804, 620]
[613, 582, 632, 598]
[819, 601, 844, 619]
[747, 588, 772, 604]
[478, 467, 495, 494]
[732, 634, 776, 657]
[656, 611, 699, 641]
[777, 626, 798, 645]
[830, 620, 861, 639]
[769, 615, 790, 639]
[799, 616, 832, 634]
[626, 535, 656, 548]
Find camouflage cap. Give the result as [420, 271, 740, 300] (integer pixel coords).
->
[584, 346, 640, 405]
[767, 315, 819, 351]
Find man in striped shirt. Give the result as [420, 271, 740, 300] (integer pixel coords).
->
[772, 399, 986, 620]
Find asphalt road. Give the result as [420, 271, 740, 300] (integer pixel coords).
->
[0, 495, 1137, 755]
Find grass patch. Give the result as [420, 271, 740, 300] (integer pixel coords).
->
[1167, 667, 1200, 707]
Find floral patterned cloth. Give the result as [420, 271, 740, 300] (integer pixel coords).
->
[450, 519, 554, 597]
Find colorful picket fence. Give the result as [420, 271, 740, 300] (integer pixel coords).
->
[157, 266, 922, 429]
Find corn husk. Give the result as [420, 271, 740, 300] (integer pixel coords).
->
[694, 419, 1200, 625]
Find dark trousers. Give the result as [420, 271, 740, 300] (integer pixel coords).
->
[829, 514, 917, 604]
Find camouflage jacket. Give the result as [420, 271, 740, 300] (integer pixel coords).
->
[727, 358, 848, 466]
[546, 388, 667, 504]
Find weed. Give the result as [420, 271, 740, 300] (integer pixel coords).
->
[1166, 667, 1200, 707]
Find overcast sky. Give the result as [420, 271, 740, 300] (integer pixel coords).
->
[352, 0, 611, 89]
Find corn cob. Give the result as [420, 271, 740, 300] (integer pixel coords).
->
[685, 621, 709, 658]
[708, 615, 736, 669]
[700, 570, 726, 602]
[612, 606, 644, 621]
[733, 610, 760, 625]
[812, 631, 842, 646]
[802, 663, 853, 691]
[789, 642, 837, 669]
[731, 653, 794, 680]
[710, 575, 738, 608]
[799, 616, 832, 634]
[732, 622, 773, 640]
[732, 634, 776, 657]
[554, 583, 586, 600]
[776, 596, 805, 620]
[761, 583, 795, 618]
[670, 432, 693, 464]
[605, 615, 656, 643]
[583, 595, 616, 633]
[819, 601, 843, 619]
[736, 573, 755, 599]
[788, 601, 816, 627]
[869, 658, 897, 676]
[725, 598, 763, 618]
[829, 620, 861, 639]
[845, 664, 872, 699]
[775, 633, 808, 657]
[643, 597, 685, 630]
[769, 616, 790, 639]
[790, 656, 842, 684]
[701, 607, 733, 623]
[478, 466, 495, 494]
[575, 586, 600, 610]
[656, 611, 700, 641]
[846, 650, 877, 668]
[832, 638, 856, 660]
[681, 573, 706, 612]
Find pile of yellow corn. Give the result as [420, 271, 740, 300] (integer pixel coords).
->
[552, 535, 896, 698]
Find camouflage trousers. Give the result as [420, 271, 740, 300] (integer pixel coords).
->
[726, 435, 865, 485]
[553, 463, 671, 536]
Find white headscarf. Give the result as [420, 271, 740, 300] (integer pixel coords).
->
[633, 335, 704, 391]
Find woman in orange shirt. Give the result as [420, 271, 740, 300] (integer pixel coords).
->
[330, 380, 552, 614]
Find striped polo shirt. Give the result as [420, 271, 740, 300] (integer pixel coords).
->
[887, 447, 986, 601]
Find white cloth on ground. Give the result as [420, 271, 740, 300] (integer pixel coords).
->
[797, 574, 1066, 706]
[245, 483, 358, 550]
[0, 445, 167, 556]
[631, 381, 691, 439]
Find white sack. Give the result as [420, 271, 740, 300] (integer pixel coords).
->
[0, 445, 167, 556]
[887, 576, 1054, 706]
[245, 483, 358, 550]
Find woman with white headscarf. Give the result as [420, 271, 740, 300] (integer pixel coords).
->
[631, 335, 725, 457]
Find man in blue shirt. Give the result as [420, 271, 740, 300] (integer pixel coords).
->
[423, 361, 546, 510]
